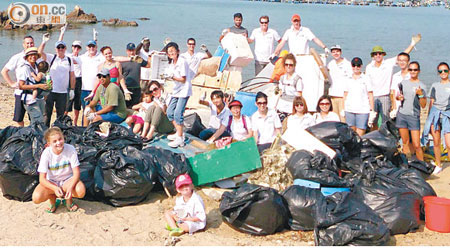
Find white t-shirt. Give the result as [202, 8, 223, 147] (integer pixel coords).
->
[46, 53, 75, 93]
[137, 101, 153, 119]
[250, 28, 281, 63]
[313, 112, 340, 124]
[390, 71, 410, 112]
[80, 52, 105, 91]
[17, 62, 40, 104]
[67, 53, 82, 78]
[174, 191, 206, 234]
[365, 56, 397, 97]
[344, 74, 373, 114]
[277, 73, 303, 113]
[139, 48, 151, 81]
[327, 58, 353, 97]
[4, 51, 26, 95]
[168, 57, 191, 98]
[286, 113, 315, 130]
[251, 109, 282, 145]
[180, 51, 207, 82]
[208, 101, 231, 129]
[38, 144, 80, 183]
[281, 26, 316, 55]
[221, 115, 252, 141]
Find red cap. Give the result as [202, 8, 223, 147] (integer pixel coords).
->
[175, 173, 193, 189]
[291, 14, 300, 22]
[229, 100, 243, 108]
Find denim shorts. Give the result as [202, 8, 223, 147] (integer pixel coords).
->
[100, 112, 125, 123]
[396, 112, 420, 131]
[167, 96, 189, 125]
[345, 112, 369, 130]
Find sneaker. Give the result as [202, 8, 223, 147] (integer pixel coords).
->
[167, 133, 184, 141]
[433, 166, 443, 175]
[169, 227, 184, 237]
[168, 136, 185, 148]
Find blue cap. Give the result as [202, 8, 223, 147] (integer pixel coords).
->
[97, 68, 110, 77]
[126, 42, 136, 50]
[55, 41, 66, 48]
[86, 40, 97, 46]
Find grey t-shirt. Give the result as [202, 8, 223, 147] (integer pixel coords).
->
[121, 60, 148, 88]
[229, 26, 248, 36]
[398, 80, 426, 117]
[429, 82, 450, 111]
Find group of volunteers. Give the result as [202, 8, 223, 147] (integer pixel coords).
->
[1, 11, 449, 237]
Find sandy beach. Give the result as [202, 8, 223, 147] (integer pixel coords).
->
[0, 82, 450, 246]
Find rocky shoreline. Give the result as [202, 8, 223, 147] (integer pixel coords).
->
[0, 5, 139, 31]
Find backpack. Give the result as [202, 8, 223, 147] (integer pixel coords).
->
[226, 115, 248, 134]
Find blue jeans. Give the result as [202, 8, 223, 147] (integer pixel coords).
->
[24, 99, 45, 126]
[100, 112, 125, 123]
[81, 90, 92, 109]
[167, 96, 189, 125]
[199, 128, 230, 140]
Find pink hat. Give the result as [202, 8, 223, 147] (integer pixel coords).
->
[175, 173, 193, 189]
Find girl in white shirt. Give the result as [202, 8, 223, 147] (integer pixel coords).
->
[284, 96, 315, 132]
[313, 95, 340, 124]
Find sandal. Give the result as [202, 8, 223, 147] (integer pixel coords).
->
[63, 199, 79, 212]
[169, 227, 184, 237]
[45, 199, 61, 213]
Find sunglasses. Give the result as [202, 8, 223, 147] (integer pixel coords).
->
[295, 103, 304, 107]
[187, 43, 196, 46]
[56, 46, 66, 49]
[352, 65, 361, 68]
[260, 21, 268, 24]
[256, 101, 267, 105]
[285, 63, 294, 67]
[408, 68, 419, 72]
[372, 52, 384, 56]
[438, 69, 449, 74]
[150, 87, 159, 91]
[72, 45, 81, 49]
[319, 102, 331, 106]
[97, 75, 107, 79]
[88, 45, 96, 48]
[293, 19, 300, 23]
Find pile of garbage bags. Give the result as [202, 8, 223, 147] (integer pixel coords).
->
[220, 121, 437, 246]
[0, 117, 192, 207]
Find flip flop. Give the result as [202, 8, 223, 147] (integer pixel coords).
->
[45, 199, 61, 213]
[63, 199, 79, 212]
[169, 227, 184, 237]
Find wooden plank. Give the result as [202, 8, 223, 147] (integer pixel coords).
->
[188, 137, 262, 186]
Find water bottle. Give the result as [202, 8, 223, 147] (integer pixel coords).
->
[45, 73, 52, 90]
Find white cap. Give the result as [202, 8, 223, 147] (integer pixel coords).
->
[72, 40, 82, 47]
[330, 45, 342, 51]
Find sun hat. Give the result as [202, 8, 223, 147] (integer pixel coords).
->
[291, 14, 300, 22]
[229, 100, 243, 108]
[97, 68, 110, 77]
[23, 47, 40, 59]
[370, 45, 386, 56]
[55, 41, 66, 48]
[175, 173, 193, 189]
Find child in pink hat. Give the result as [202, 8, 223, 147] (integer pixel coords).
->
[164, 173, 206, 236]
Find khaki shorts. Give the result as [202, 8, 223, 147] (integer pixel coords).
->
[331, 97, 345, 122]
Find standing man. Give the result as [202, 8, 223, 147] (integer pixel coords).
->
[390, 52, 411, 118]
[327, 45, 352, 122]
[121, 42, 150, 108]
[273, 14, 329, 112]
[84, 68, 128, 123]
[79, 40, 105, 126]
[38, 39, 75, 127]
[136, 37, 153, 89]
[365, 34, 421, 126]
[180, 38, 212, 83]
[1, 35, 36, 127]
[248, 15, 281, 76]
[219, 13, 248, 42]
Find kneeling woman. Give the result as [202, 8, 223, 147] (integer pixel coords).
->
[396, 61, 427, 160]
[422, 62, 450, 174]
[141, 102, 175, 141]
[206, 100, 253, 143]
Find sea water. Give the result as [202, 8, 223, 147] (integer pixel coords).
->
[1, 0, 449, 86]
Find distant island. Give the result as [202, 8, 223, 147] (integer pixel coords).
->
[247, 0, 450, 8]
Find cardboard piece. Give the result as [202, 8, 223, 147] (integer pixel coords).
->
[282, 128, 336, 159]
[221, 33, 254, 67]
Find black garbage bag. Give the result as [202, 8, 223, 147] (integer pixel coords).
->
[0, 126, 22, 149]
[307, 122, 361, 159]
[82, 121, 142, 151]
[406, 160, 435, 179]
[281, 185, 326, 231]
[143, 146, 192, 196]
[286, 150, 348, 187]
[183, 112, 206, 137]
[220, 184, 289, 235]
[52, 115, 86, 145]
[314, 192, 390, 246]
[379, 120, 400, 140]
[75, 144, 99, 201]
[353, 183, 421, 235]
[0, 123, 46, 201]
[92, 146, 157, 207]
[361, 130, 398, 161]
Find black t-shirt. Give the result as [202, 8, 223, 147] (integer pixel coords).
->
[121, 60, 148, 88]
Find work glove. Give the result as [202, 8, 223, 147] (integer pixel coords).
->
[60, 23, 67, 34]
[124, 90, 132, 101]
[84, 106, 92, 116]
[131, 55, 143, 64]
[87, 112, 97, 121]
[42, 33, 50, 43]
[368, 111, 377, 127]
[69, 89, 75, 100]
[324, 47, 330, 56]
[390, 109, 397, 119]
[93, 28, 98, 41]
[274, 85, 280, 95]
[200, 44, 208, 52]
[84, 92, 94, 102]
